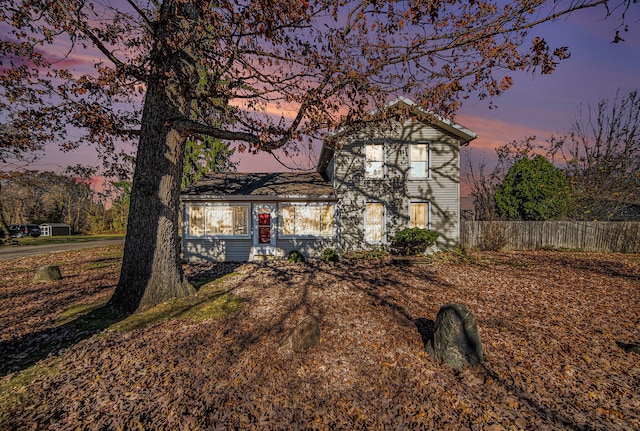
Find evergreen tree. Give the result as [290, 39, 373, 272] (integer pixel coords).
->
[495, 155, 573, 220]
[182, 137, 237, 189]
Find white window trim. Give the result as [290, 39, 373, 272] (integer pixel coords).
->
[278, 202, 335, 238]
[365, 202, 385, 244]
[365, 142, 385, 179]
[409, 141, 431, 180]
[186, 203, 251, 239]
[409, 201, 432, 231]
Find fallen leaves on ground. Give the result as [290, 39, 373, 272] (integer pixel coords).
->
[1, 248, 639, 430]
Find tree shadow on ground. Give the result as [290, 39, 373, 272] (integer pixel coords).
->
[184, 262, 243, 290]
[0, 304, 126, 376]
[1, 262, 243, 377]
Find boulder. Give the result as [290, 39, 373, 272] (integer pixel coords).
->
[425, 303, 484, 370]
[33, 265, 62, 283]
[279, 315, 320, 352]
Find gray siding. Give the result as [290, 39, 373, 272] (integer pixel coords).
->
[276, 237, 339, 259]
[182, 238, 253, 262]
[182, 236, 338, 262]
[332, 119, 461, 251]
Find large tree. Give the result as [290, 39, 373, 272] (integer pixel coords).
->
[1, 0, 634, 312]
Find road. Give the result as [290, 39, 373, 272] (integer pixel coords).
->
[0, 238, 125, 261]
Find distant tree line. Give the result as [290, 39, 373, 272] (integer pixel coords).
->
[0, 171, 113, 234]
[0, 137, 236, 236]
[466, 90, 640, 221]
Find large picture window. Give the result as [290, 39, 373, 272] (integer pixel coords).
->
[409, 202, 431, 230]
[365, 143, 384, 178]
[409, 142, 430, 178]
[187, 204, 248, 237]
[280, 203, 334, 237]
[365, 202, 384, 243]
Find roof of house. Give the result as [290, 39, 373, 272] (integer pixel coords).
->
[180, 172, 336, 201]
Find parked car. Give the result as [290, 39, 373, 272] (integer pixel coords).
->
[9, 224, 42, 238]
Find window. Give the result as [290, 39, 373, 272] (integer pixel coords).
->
[365, 143, 384, 178]
[187, 204, 248, 237]
[280, 203, 334, 237]
[365, 202, 384, 243]
[409, 202, 431, 230]
[409, 142, 430, 178]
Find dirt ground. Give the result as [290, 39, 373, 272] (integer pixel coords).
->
[1, 247, 639, 430]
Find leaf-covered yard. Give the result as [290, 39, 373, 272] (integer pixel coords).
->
[1, 247, 639, 430]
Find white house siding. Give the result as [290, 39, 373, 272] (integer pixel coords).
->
[331, 119, 462, 251]
[402, 121, 461, 247]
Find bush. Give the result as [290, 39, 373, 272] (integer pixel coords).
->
[342, 246, 389, 262]
[321, 248, 339, 263]
[390, 228, 439, 256]
[287, 250, 306, 263]
[478, 222, 508, 251]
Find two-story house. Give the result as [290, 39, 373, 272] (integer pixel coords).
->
[180, 97, 476, 262]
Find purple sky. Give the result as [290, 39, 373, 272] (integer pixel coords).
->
[458, 5, 640, 181]
[26, 4, 640, 195]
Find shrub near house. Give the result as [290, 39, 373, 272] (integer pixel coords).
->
[391, 228, 439, 256]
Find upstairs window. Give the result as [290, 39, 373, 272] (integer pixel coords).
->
[409, 142, 430, 179]
[365, 143, 384, 178]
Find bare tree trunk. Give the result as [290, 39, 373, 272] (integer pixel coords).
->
[109, 76, 195, 313]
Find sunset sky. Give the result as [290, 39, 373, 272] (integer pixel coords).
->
[24, 3, 640, 195]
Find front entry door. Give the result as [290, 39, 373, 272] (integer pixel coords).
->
[253, 203, 276, 247]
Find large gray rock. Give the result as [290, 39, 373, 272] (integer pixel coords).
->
[33, 265, 62, 283]
[279, 315, 320, 352]
[425, 303, 484, 370]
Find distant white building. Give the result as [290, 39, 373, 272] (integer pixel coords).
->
[40, 223, 72, 236]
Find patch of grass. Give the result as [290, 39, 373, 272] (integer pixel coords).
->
[0, 358, 65, 426]
[191, 271, 240, 290]
[6, 234, 125, 247]
[103, 250, 124, 258]
[113, 290, 245, 332]
[54, 296, 112, 327]
[84, 258, 121, 270]
[177, 292, 245, 322]
[113, 274, 245, 332]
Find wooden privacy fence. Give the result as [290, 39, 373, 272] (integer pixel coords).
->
[460, 221, 640, 253]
